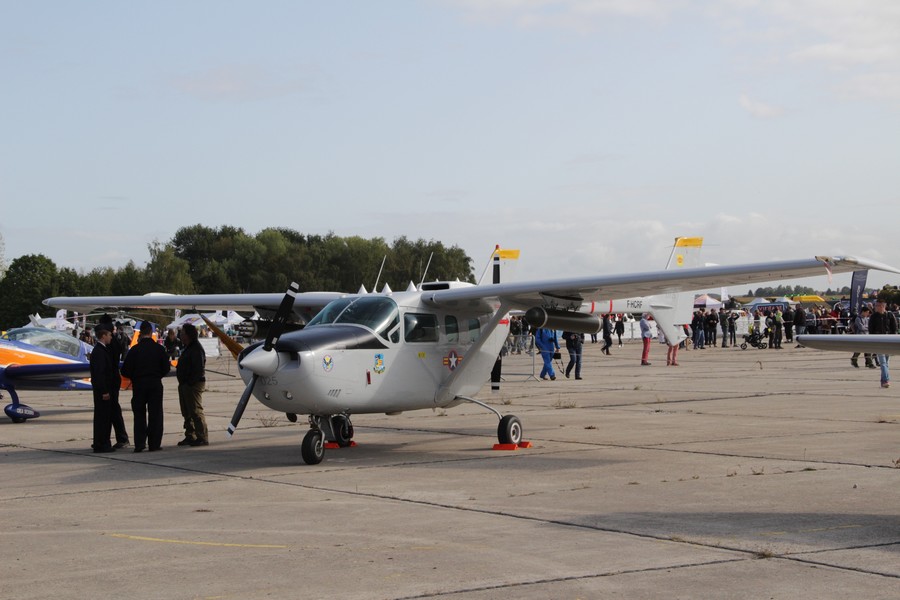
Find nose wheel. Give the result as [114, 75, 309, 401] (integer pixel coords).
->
[300, 414, 356, 464]
[301, 429, 325, 464]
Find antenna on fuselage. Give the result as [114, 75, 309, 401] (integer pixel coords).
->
[419, 252, 434, 287]
[372, 255, 387, 293]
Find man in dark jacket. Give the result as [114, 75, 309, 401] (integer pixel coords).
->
[98, 315, 130, 448]
[176, 323, 208, 446]
[121, 321, 171, 452]
[90, 323, 121, 453]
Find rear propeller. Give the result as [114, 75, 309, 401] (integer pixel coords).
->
[227, 282, 300, 438]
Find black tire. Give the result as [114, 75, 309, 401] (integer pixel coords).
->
[497, 415, 523, 445]
[759, 343, 768, 350]
[740, 343, 747, 350]
[10, 417, 26, 424]
[301, 429, 325, 465]
[331, 415, 353, 448]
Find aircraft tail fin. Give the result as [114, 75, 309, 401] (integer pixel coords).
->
[650, 237, 704, 344]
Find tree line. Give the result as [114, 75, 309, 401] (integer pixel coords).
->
[0, 226, 475, 330]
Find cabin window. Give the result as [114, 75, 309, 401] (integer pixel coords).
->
[445, 316, 459, 344]
[404, 313, 439, 343]
[467, 318, 481, 343]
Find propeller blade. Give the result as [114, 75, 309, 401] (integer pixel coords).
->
[230, 282, 299, 438]
[264, 281, 300, 352]
[227, 374, 257, 438]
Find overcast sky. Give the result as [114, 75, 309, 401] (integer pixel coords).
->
[2, 1, 899, 293]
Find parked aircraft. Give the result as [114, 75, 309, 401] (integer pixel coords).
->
[1, 327, 93, 422]
[45, 247, 899, 463]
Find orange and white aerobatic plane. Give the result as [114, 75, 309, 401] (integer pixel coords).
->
[1, 327, 94, 422]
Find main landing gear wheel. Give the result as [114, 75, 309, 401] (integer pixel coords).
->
[497, 415, 523, 445]
[331, 415, 354, 448]
[301, 429, 325, 465]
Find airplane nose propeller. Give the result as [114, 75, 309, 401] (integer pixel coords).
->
[227, 282, 299, 438]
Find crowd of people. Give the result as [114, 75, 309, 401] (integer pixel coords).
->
[506, 300, 898, 389]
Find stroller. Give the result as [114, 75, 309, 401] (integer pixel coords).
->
[740, 325, 768, 350]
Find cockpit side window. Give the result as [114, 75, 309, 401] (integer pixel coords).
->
[404, 313, 439, 343]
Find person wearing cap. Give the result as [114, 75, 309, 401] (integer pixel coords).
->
[89, 323, 121, 453]
[176, 323, 209, 446]
[121, 321, 171, 452]
[869, 299, 898, 388]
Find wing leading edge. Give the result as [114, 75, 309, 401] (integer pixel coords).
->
[797, 335, 900, 355]
[44, 291, 346, 313]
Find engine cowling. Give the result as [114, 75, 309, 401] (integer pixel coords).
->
[524, 307, 602, 334]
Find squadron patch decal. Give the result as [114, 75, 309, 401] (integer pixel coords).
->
[374, 353, 385, 374]
[322, 355, 334, 372]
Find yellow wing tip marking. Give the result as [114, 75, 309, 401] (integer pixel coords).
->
[675, 236, 703, 247]
[495, 249, 520, 259]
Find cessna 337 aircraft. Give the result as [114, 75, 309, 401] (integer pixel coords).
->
[45, 243, 900, 464]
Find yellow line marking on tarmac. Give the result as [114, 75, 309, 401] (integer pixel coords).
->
[108, 533, 288, 548]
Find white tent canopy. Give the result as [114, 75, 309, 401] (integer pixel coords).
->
[166, 311, 245, 330]
[693, 293, 722, 309]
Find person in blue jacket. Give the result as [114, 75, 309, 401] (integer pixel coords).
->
[534, 327, 560, 380]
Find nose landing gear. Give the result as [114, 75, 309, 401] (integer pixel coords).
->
[301, 414, 356, 464]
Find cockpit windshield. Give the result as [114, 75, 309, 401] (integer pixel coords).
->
[307, 297, 401, 342]
[2, 327, 85, 360]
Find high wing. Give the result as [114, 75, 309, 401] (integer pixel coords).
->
[421, 256, 900, 310]
[796, 335, 900, 355]
[45, 291, 346, 318]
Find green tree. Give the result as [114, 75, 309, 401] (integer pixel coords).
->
[110, 261, 147, 296]
[79, 267, 115, 296]
[0, 254, 58, 330]
[145, 241, 195, 294]
[876, 285, 900, 305]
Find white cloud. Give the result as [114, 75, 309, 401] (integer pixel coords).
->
[450, 0, 900, 105]
[739, 93, 784, 118]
